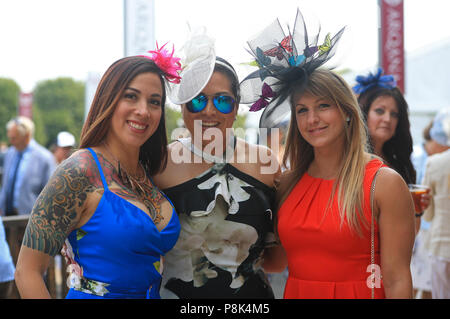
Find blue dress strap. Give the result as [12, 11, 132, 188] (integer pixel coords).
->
[87, 148, 108, 191]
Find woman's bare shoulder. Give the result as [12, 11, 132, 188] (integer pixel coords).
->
[152, 141, 196, 189]
[234, 139, 280, 188]
[56, 149, 97, 180]
[376, 166, 405, 185]
[374, 166, 412, 211]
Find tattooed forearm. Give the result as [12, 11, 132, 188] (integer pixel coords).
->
[22, 151, 99, 256]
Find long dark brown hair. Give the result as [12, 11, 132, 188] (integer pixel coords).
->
[80, 56, 168, 175]
[358, 87, 416, 184]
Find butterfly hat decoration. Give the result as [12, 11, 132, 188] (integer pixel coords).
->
[240, 8, 345, 129]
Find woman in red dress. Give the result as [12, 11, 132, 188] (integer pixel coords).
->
[240, 9, 416, 298]
[272, 69, 415, 298]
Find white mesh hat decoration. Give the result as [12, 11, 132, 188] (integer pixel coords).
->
[169, 26, 217, 105]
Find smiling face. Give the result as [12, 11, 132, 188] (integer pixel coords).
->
[366, 95, 399, 148]
[182, 71, 238, 147]
[295, 92, 347, 151]
[105, 72, 163, 152]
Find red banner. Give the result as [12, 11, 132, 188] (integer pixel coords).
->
[18, 92, 33, 119]
[380, 0, 405, 93]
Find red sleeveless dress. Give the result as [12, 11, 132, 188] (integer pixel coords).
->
[278, 159, 386, 299]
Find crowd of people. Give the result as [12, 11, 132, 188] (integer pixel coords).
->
[0, 117, 76, 297]
[0, 8, 449, 299]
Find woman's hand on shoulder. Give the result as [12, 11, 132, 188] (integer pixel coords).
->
[22, 149, 99, 257]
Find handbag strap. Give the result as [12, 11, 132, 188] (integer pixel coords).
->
[370, 164, 383, 299]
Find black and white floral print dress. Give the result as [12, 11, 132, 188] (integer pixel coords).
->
[160, 139, 276, 299]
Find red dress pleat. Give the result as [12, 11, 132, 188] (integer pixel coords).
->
[278, 159, 386, 299]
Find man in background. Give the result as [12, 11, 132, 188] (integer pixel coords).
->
[0, 116, 56, 216]
[422, 108, 450, 299]
[52, 131, 76, 164]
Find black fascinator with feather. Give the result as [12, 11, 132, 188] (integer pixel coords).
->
[240, 8, 345, 128]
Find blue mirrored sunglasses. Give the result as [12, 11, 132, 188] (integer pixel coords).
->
[186, 94, 235, 114]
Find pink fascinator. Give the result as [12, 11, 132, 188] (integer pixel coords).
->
[141, 42, 182, 84]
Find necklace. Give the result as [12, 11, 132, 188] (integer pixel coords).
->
[102, 142, 164, 224]
[179, 134, 237, 163]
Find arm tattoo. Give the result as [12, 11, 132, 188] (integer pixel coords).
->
[22, 150, 99, 256]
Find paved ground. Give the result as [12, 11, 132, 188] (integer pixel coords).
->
[268, 270, 288, 299]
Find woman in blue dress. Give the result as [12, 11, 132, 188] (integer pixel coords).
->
[14, 45, 181, 299]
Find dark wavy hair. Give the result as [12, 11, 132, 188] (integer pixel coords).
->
[358, 87, 416, 184]
[80, 56, 168, 175]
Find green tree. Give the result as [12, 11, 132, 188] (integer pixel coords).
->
[165, 105, 182, 142]
[233, 113, 247, 129]
[233, 113, 248, 140]
[0, 78, 21, 143]
[33, 77, 85, 147]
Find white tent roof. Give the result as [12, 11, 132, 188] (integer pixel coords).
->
[404, 37, 450, 113]
[343, 37, 450, 114]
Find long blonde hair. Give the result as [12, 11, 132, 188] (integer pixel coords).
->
[277, 69, 369, 235]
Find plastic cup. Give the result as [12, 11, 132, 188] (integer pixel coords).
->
[408, 184, 430, 213]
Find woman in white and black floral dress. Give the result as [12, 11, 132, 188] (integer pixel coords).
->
[153, 29, 280, 299]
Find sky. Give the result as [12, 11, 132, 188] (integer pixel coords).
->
[1, 0, 450, 93]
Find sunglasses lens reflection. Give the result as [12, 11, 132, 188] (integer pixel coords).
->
[214, 96, 234, 114]
[187, 94, 235, 114]
[187, 95, 208, 113]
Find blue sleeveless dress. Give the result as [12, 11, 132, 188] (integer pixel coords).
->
[64, 148, 180, 299]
